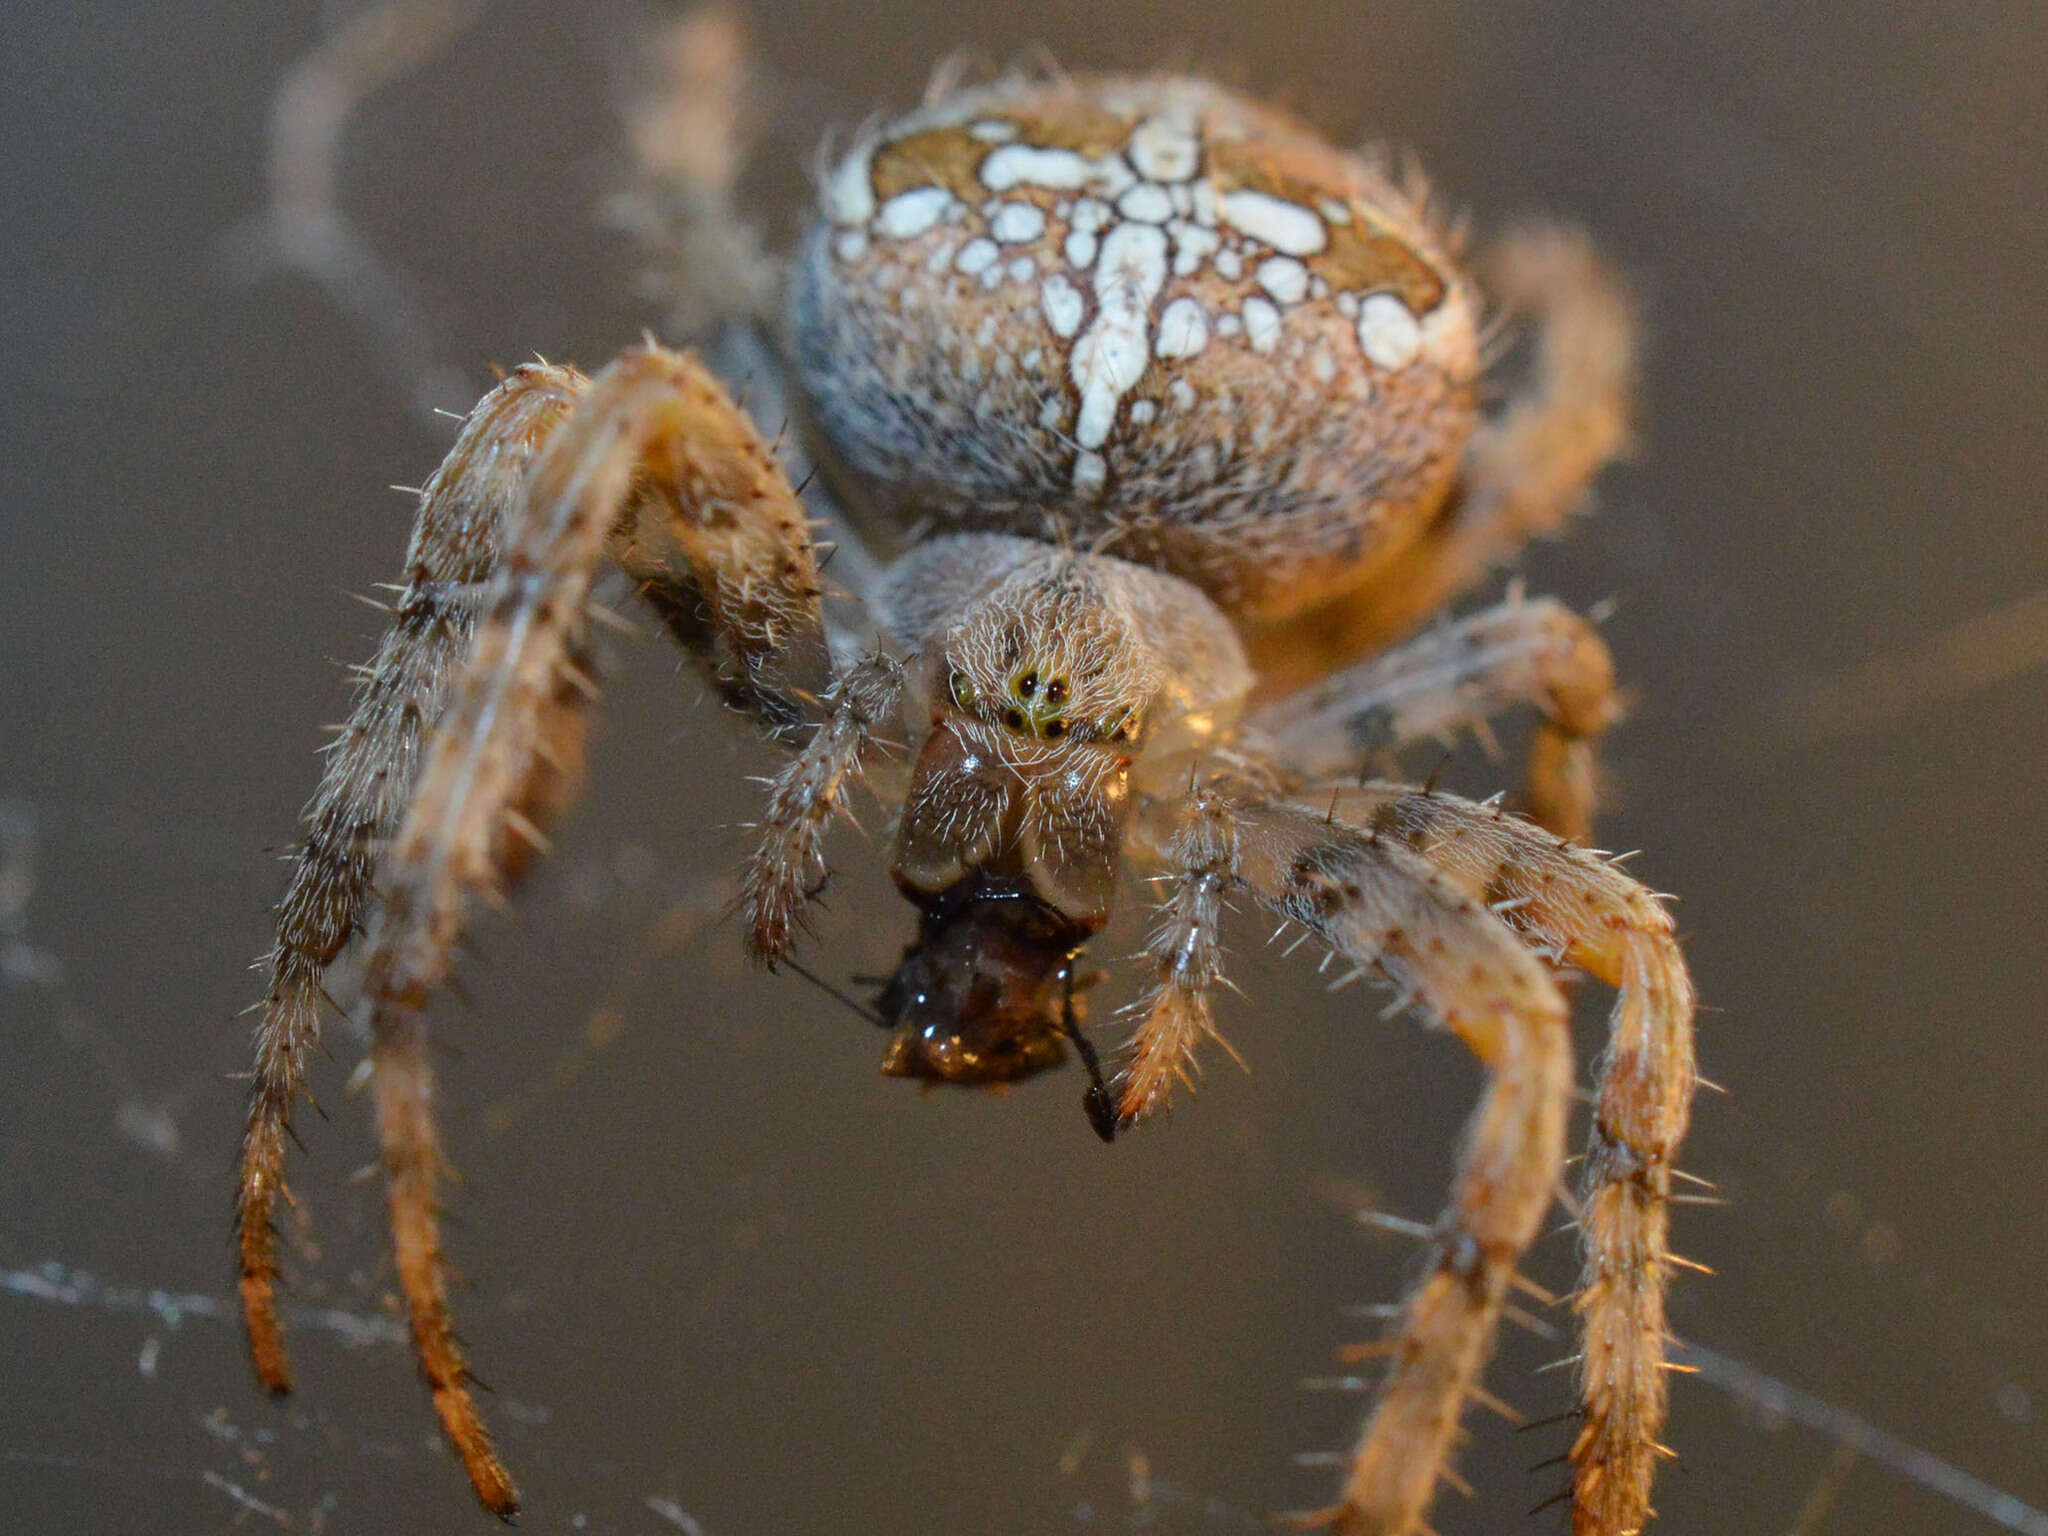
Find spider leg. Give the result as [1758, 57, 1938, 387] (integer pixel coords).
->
[237, 364, 581, 1404]
[1114, 787, 1238, 1124]
[740, 648, 904, 962]
[610, 3, 776, 341]
[603, 356, 834, 739]
[1248, 594, 1620, 840]
[1315, 782, 1697, 1536]
[1246, 226, 1634, 685]
[239, 341, 823, 1518]
[596, 352, 890, 963]
[354, 343, 830, 1517]
[1128, 787, 1571, 1534]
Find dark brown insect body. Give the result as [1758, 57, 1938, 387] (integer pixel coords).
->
[874, 874, 1098, 1092]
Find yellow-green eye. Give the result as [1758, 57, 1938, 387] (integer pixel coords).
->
[1107, 709, 1143, 743]
[949, 671, 976, 710]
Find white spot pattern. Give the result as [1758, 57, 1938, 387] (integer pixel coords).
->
[1168, 221, 1219, 276]
[1116, 184, 1174, 224]
[1242, 296, 1282, 353]
[955, 237, 999, 276]
[1356, 292, 1422, 371]
[1155, 297, 1209, 359]
[1256, 255, 1309, 304]
[980, 144, 1134, 199]
[845, 99, 1455, 484]
[1127, 116, 1201, 181]
[876, 186, 953, 239]
[989, 202, 1046, 243]
[1040, 273, 1085, 338]
[1071, 222, 1168, 452]
[1218, 189, 1327, 256]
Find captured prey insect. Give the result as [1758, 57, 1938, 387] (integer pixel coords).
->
[237, 51, 1697, 1536]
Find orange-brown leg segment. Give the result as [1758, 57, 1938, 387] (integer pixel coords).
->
[1250, 594, 1621, 841]
[740, 650, 904, 962]
[1114, 786, 1239, 1124]
[1321, 783, 1697, 1536]
[239, 341, 824, 1518]
[350, 343, 825, 1516]
[237, 364, 581, 1402]
[1124, 789, 1571, 1533]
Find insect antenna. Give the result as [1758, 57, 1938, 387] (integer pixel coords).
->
[781, 955, 888, 1029]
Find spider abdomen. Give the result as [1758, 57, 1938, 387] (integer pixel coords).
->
[790, 73, 1480, 620]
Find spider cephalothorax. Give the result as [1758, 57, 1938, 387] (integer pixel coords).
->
[239, 41, 1693, 1536]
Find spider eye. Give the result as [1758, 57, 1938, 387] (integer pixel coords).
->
[1107, 709, 1143, 744]
[1016, 672, 1038, 698]
[1043, 719, 1065, 740]
[949, 671, 976, 710]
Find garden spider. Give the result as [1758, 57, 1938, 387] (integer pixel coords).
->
[237, 47, 1696, 1536]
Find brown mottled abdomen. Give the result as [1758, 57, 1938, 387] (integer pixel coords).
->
[789, 74, 1480, 621]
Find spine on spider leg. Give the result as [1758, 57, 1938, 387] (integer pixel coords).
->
[236, 364, 584, 1394]
[1114, 793, 1236, 1125]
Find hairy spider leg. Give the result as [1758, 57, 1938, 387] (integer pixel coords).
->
[740, 649, 904, 962]
[243, 343, 840, 1518]
[1316, 783, 1696, 1536]
[1249, 594, 1621, 841]
[1125, 789, 1572, 1535]
[1113, 785, 1239, 1125]
[238, 365, 581, 1406]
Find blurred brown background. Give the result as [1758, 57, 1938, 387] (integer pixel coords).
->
[4, 2, 2045, 1532]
